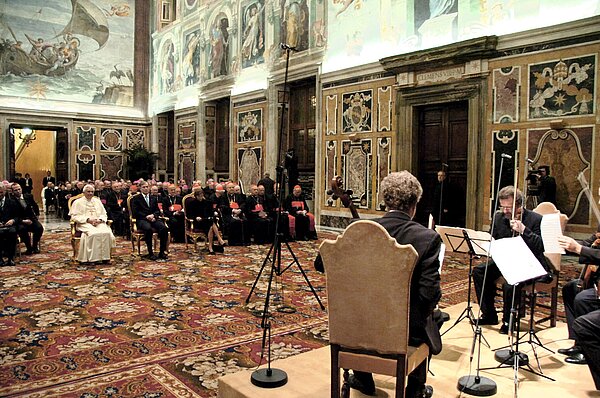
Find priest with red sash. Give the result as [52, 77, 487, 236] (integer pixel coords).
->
[162, 184, 184, 243]
[217, 182, 249, 246]
[284, 185, 317, 241]
[246, 184, 272, 244]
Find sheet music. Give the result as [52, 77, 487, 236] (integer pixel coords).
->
[438, 243, 445, 274]
[463, 228, 493, 256]
[540, 213, 565, 254]
[490, 236, 548, 285]
[435, 226, 468, 253]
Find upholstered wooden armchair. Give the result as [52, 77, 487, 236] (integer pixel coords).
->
[525, 201, 568, 327]
[182, 193, 207, 252]
[319, 220, 430, 398]
[127, 193, 170, 256]
[68, 193, 84, 261]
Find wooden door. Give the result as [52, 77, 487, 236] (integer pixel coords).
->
[416, 101, 468, 227]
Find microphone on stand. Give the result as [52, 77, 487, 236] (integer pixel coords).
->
[442, 162, 449, 169]
[526, 158, 534, 164]
[501, 153, 512, 159]
[280, 43, 298, 52]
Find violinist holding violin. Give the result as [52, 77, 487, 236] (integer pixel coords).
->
[472, 185, 551, 334]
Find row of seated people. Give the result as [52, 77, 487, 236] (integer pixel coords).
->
[0, 183, 44, 266]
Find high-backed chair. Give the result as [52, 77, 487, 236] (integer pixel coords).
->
[182, 193, 208, 252]
[68, 193, 84, 261]
[127, 193, 170, 256]
[526, 201, 568, 327]
[319, 220, 429, 398]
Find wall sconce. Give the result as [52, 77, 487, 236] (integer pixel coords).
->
[19, 128, 37, 147]
[310, 95, 317, 108]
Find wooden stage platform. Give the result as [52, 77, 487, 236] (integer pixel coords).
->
[219, 303, 599, 397]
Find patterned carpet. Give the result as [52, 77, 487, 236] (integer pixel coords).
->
[0, 231, 579, 397]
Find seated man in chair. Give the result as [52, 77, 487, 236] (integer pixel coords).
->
[350, 171, 442, 398]
[12, 183, 43, 254]
[69, 184, 115, 264]
[131, 181, 169, 261]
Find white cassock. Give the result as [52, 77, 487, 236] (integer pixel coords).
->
[70, 196, 116, 262]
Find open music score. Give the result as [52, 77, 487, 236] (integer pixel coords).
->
[435, 226, 493, 257]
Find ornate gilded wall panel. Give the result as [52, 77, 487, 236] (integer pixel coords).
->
[341, 139, 372, 209]
[325, 94, 338, 135]
[179, 152, 196, 185]
[493, 66, 520, 123]
[376, 137, 391, 210]
[377, 86, 392, 131]
[237, 147, 262, 191]
[100, 154, 124, 180]
[77, 126, 96, 151]
[126, 128, 146, 148]
[178, 121, 196, 150]
[324, 140, 337, 207]
[342, 90, 373, 133]
[100, 128, 123, 152]
[528, 127, 593, 225]
[528, 55, 596, 120]
[76, 153, 96, 181]
[237, 109, 263, 143]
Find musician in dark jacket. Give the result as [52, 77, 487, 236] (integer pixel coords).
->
[473, 185, 550, 334]
[350, 171, 441, 398]
[556, 235, 600, 387]
[0, 185, 22, 266]
[130, 181, 169, 260]
[162, 184, 184, 243]
[12, 183, 43, 254]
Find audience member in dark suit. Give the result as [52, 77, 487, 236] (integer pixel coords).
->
[0, 185, 22, 266]
[42, 170, 56, 188]
[44, 182, 57, 213]
[23, 173, 33, 195]
[350, 171, 441, 398]
[130, 181, 169, 261]
[537, 165, 557, 205]
[219, 182, 248, 246]
[473, 185, 550, 334]
[162, 185, 184, 243]
[257, 172, 275, 196]
[12, 183, 43, 254]
[57, 182, 73, 220]
[259, 184, 289, 240]
[246, 184, 272, 244]
[185, 187, 226, 254]
[557, 235, 600, 388]
[103, 181, 127, 236]
[284, 185, 317, 240]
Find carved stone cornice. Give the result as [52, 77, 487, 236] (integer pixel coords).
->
[380, 36, 498, 73]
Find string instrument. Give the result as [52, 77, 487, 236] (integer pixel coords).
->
[577, 172, 600, 288]
[327, 175, 359, 220]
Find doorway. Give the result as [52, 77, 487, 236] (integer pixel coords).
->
[9, 125, 68, 206]
[415, 101, 468, 227]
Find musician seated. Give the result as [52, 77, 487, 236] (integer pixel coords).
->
[69, 184, 115, 264]
[162, 184, 185, 243]
[284, 185, 317, 240]
[187, 186, 225, 254]
[473, 186, 551, 334]
[12, 183, 44, 254]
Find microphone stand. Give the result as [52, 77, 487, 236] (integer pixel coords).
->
[456, 155, 514, 397]
[246, 44, 324, 388]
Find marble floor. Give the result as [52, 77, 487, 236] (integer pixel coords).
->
[38, 209, 70, 232]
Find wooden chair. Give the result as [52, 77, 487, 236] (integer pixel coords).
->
[319, 220, 429, 398]
[68, 193, 84, 261]
[127, 193, 170, 256]
[523, 201, 568, 327]
[182, 193, 207, 252]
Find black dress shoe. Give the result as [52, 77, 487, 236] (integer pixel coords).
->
[558, 345, 581, 356]
[347, 374, 376, 396]
[158, 252, 168, 260]
[24, 249, 34, 255]
[419, 384, 434, 398]
[148, 254, 158, 261]
[32, 248, 40, 254]
[6, 259, 16, 267]
[473, 316, 499, 326]
[0, 259, 5, 267]
[499, 322, 509, 334]
[565, 353, 587, 365]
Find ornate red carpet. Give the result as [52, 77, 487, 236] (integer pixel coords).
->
[0, 232, 574, 397]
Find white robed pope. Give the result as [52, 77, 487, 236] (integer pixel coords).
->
[69, 184, 115, 262]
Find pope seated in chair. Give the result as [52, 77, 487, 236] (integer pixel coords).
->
[69, 184, 115, 264]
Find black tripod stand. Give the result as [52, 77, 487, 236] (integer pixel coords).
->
[245, 43, 325, 388]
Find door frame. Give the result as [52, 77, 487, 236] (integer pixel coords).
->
[395, 79, 485, 229]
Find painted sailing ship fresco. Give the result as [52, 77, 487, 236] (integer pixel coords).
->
[0, 0, 108, 76]
[0, 0, 134, 106]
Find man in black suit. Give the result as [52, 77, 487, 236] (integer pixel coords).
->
[12, 183, 43, 254]
[0, 185, 22, 266]
[42, 170, 56, 187]
[473, 185, 550, 334]
[102, 181, 127, 236]
[350, 171, 441, 398]
[130, 181, 168, 260]
[23, 173, 33, 195]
